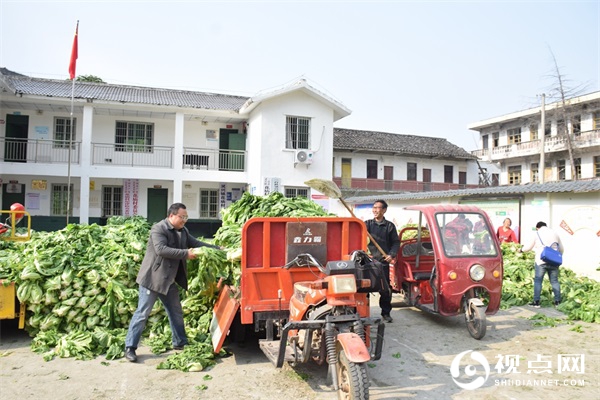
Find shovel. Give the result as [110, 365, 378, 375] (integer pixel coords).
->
[304, 179, 388, 258]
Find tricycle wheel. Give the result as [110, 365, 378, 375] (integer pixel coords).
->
[337, 349, 369, 400]
[465, 302, 486, 340]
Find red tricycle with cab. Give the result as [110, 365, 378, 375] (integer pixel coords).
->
[390, 205, 503, 339]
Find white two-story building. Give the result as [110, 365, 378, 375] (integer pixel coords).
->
[1, 68, 481, 235]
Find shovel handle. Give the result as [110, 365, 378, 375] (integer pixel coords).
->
[338, 198, 389, 258]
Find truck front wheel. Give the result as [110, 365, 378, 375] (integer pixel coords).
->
[337, 349, 369, 400]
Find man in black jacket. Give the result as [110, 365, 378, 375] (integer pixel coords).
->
[365, 200, 400, 323]
[124, 203, 219, 362]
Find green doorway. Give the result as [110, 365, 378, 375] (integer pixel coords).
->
[2, 183, 26, 224]
[147, 188, 168, 224]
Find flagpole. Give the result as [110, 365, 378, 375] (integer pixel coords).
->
[67, 76, 75, 225]
[66, 20, 78, 225]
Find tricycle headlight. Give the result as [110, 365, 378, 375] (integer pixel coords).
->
[469, 264, 485, 281]
[330, 276, 357, 294]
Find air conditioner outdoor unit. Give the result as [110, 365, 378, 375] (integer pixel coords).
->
[295, 150, 313, 165]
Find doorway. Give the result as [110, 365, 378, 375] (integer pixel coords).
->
[147, 188, 168, 223]
[4, 115, 29, 162]
[1, 183, 26, 223]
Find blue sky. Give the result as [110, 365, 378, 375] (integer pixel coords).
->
[1, 0, 598, 151]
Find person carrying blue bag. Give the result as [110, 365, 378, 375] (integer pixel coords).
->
[519, 221, 565, 308]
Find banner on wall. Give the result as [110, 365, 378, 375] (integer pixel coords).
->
[123, 179, 139, 216]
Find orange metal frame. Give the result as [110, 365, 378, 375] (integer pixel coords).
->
[239, 217, 368, 325]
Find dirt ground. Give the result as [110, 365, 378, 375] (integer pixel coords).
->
[1, 294, 598, 400]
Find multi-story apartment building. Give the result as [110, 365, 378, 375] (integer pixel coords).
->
[469, 91, 600, 185]
[1, 68, 481, 235]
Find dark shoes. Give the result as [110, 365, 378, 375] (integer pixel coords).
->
[125, 347, 137, 362]
[173, 345, 185, 351]
[528, 301, 541, 308]
[382, 315, 393, 323]
[554, 300, 560, 307]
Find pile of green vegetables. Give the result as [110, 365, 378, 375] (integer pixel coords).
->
[500, 243, 600, 323]
[0, 191, 331, 371]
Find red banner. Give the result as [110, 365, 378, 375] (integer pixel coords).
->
[68, 21, 79, 80]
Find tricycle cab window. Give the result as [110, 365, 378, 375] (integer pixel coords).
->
[435, 212, 497, 256]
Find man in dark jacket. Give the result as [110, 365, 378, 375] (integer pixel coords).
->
[365, 200, 400, 323]
[124, 203, 219, 362]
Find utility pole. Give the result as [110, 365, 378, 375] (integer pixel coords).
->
[540, 94, 545, 184]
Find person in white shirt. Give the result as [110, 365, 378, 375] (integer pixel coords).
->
[519, 221, 564, 308]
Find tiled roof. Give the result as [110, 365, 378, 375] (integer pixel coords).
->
[345, 178, 600, 203]
[333, 128, 476, 159]
[0, 69, 249, 111]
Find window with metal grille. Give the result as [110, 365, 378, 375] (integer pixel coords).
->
[285, 116, 310, 149]
[459, 171, 467, 185]
[507, 127, 521, 144]
[508, 165, 521, 184]
[367, 159, 378, 179]
[199, 189, 218, 218]
[102, 186, 123, 217]
[594, 156, 600, 177]
[285, 187, 308, 198]
[444, 165, 453, 183]
[531, 163, 539, 183]
[407, 162, 417, 181]
[54, 117, 76, 148]
[115, 121, 153, 152]
[51, 184, 73, 215]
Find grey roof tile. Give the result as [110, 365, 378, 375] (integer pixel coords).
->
[333, 128, 476, 159]
[345, 178, 600, 203]
[1, 71, 249, 111]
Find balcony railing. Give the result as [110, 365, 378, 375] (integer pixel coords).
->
[472, 129, 600, 160]
[333, 177, 478, 192]
[0, 137, 80, 164]
[0, 138, 247, 171]
[92, 143, 173, 168]
[183, 147, 246, 171]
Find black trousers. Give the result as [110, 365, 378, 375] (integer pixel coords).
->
[379, 262, 392, 316]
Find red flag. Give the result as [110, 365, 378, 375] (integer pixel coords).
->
[68, 21, 79, 80]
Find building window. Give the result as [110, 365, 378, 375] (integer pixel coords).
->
[444, 165, 453, 183]
[574, 158, 581, 179]
[199, 189, 218, 218]
[507, 127, 521, 144]
[508, 165, 521, 184]
[458, 171, 467, 185]
[572, 115, 581, 136]
[115, 121, 153, 152]
[285, 116, 310, 149]
[531, 163, 539, 183]
[367, 159, 378, 179]
[491, 173, 499, 186]
[557, 119, 566, 136]
[482, 134, 489, 149]
[54, 117, 76, 148]
[51, 184, 73, 216]
[594, 112, 600, 129]
[545, 123, 551, 136]
[558, 160, 566, 180]
[594, 156, 600, 177]
[530, 124, 538, 141]
[407, 162, 417, 181]
[285, 187, 308, 198]
[102, 186, 123, 217]
[492, 132, 499, 147]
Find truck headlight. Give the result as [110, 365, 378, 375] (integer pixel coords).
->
[469, 264, 485, 281]
[330, 276, 357, 294]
